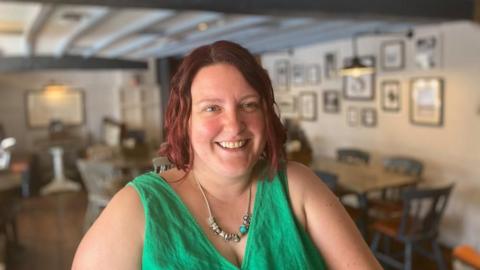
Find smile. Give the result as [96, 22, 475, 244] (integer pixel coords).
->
[217, 140, 248, 149]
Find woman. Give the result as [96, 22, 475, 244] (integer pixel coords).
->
[72, 41, 381, 269]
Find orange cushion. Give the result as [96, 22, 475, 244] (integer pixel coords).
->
[453, 245, 480, 269]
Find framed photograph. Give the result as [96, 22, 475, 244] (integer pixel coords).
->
[415, 35, 441, 70]
[410, 77, 444, 126]
[343, 56, 375, 100]
[26, 88, 85, 128]
[381, 80, 401, 112]
[274, 60, 290, 91]
[381, 40, 405, 71]
[346, 107, 359, 126]
[299, 92, 317, 121]
[361, 108, 377, 127]
[306, 64, 320, 85]
[324, 52, 338, 80]
[292, 64, 305, 86]
[323, 90, 340, 113]
[276, 94, 297, 117]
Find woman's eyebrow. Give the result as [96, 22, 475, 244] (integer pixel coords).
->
[193, 98, 223, 105]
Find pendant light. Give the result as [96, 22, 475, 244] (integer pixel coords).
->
[340, 33, 373, 77]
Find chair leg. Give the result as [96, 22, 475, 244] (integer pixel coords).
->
[432, 241, 446, 270]
[404, 242, 413, 270]
[370, 232, 381, 253]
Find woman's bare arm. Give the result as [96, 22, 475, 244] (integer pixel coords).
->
[286, 162, 382, 270]
[72, 186, 144, 270]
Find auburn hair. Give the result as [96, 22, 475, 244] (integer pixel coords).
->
[159, 40, 286, 177]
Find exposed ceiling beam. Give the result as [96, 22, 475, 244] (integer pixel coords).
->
[55, 7, 112, 57]
[24, 4, 55, 56]
[83, 10, 176, 58]
[0, 0, 474, 21]
[0, 56, 147, 72]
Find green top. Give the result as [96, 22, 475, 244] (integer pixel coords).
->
[128, 170, 327, 270]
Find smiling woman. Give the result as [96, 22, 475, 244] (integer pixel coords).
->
[72, 40, 381, 270]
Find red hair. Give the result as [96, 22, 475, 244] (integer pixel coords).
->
[159, 40, 286, 178]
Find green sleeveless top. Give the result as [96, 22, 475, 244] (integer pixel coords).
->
[128, 171, 327, 269]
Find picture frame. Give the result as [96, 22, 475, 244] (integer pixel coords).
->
[361, 108, 377, 127]
[346, 107, 359, 126]
[292, 64, 305, 86]
[343, 56, 375, 101]
[299, 92, 317, 121]
[324, 52, 338, 80]
[323, 90, 340, 113]
[414, 35, 442, 70]
[306, 64, 321, 85]
[26, 88, 85, 128]
[381, 80, 401, 112]
[274, 59, 290, 91]
[276, 94, 297, 117]
[381, 40, 405, 71]
[410, 77, 444, 126]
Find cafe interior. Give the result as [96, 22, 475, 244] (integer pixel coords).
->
[0, 0, 479, 269]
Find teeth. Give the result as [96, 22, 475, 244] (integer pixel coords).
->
[219, 140, 246, 149]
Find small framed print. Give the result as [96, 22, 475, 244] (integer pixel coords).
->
[347, 107, 359, 126]
[324, 52, 338, 80]
[276, 94, 297, 117]
[306, 64, 320, 85]
[292, 64, 305, 86]
[410, 77, 444, 126]
[299, 92, 317, 121]
[381, 80, 401, 112]
[274, 60, 290, 91]
[323, 90, 340, 113]
[343, 56, 375, 100]
[381, 40, 405, 71]
[415, 35, 442, 70]
[361, 108, 377, 127]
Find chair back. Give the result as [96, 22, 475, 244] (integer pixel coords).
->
[383, 156, 423, 176]
[152, 156, 173, 173]
[336, 148, 370, 165]
[77, 159, 125, 205]
[314, 170, 338, 191]
[398, 184, 454, 240]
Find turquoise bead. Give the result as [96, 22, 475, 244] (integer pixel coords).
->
[239, 225, 248, 234]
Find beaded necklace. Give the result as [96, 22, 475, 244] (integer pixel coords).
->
[193, 174, 252, 243]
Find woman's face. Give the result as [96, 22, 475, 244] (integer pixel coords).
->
[189, 63, 266, 178]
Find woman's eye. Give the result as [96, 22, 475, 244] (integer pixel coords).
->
[242, 102, 259, 112]
[204, 105, 220, 112]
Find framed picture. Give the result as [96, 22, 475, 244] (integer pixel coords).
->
[381, 40, 405, 71]
[410, 77, 444, 126]
[415, 35, 441, 70]
[306, 64, 320, 85]
[323, 90, 340, 113]
[346, 107, 359, 126]
[324, 52, 338, 80]
[274, 60, 290, 91]
[276, 94, 297, 117]
[381, 80, 401, 112]
[299, 92, 317, 121]
[361, 108, 377, 127]
[292, 64, 305, 86]
[343, 56, 375, 100]
[26, 88, 85, 128]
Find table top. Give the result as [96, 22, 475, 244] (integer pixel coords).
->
[313, 157, 418, 194]
[0, 171, 22, 191]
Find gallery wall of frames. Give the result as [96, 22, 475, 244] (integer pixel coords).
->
[261, 21, 480, 247]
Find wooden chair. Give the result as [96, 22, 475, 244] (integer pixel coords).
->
[369, 157, 424, 218]
[371, 184, 454, 270]
[336, 148, 370, 165]
[77, 159, 127, 232]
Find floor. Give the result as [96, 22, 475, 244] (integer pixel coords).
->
[5, 191, 452, 270]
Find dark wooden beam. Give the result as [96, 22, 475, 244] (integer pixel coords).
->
[0, 0, 474, 20]
[0, 56, 147, 72]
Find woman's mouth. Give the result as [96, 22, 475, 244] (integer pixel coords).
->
[216, 139, 249, 149]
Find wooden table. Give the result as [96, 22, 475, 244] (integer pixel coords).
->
[313, 157, 419, 236]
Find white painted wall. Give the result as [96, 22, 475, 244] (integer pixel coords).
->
[262, 21, 480, 247]
[0, 70, 124, 151]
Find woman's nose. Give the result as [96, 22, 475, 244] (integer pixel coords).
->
[223, 109, 245, 133]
